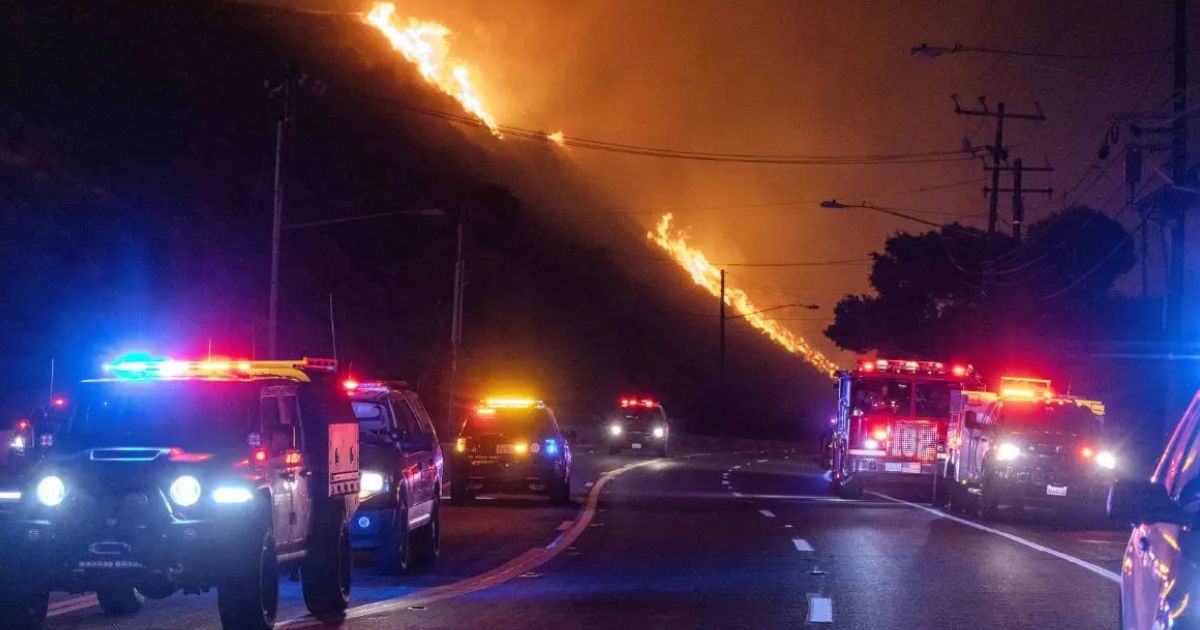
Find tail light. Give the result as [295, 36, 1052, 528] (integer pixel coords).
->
[455, 437, 467, 453]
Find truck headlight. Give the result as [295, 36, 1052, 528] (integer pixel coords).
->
[609, 424, 622, 436]
[1096, 451, 1117, 470]
[652, 426, 665, 438]
[36, 475, 66, 507]
[995, 442, 1023, 461]
[169, 476, 202, 507]
[360, 471, 386, 499]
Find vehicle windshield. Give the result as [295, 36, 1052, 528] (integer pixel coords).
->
[851, 378, 912, 416]
[61, 380, 256, 451]
[352, 401, 390, 435]
[621, 407, 665, 426]
[464, 408, 556, 439]
[915, 382, 953, 419]
[1001, 402, 1100, 434]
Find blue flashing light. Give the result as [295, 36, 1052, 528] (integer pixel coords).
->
[544, 439, 559, 456]
[105, 353, 179, 379]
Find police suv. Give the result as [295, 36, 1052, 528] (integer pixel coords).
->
[607, 397, 669, 456]
[0, 356, 360, 630]
[348, 380, 442, 573]
[451, 398, 572, 504]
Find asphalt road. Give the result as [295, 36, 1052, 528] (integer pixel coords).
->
[41, 446, 1126, 629]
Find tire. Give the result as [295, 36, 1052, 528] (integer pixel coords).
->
[374, 494, 412, 574]
[551, 473, 571, 506]
[412, 497, 441, 567]
[608, 446, 620, 455]
[0, 580, 48, 630]
[302, 520, 352, 619]
[97, 584, 144, 616]
[947, 482, 964, 514]
[977, 478, 1000, 521]
[836, 475, 864, 500]
[217, 528, 278, 630]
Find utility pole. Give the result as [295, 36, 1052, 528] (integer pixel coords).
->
[267, 68, 294, 359]
[1166, 0, 1189, 343]
[986, 159, 1054, 240]
[953, 96, 1046, 289]
[446, 210, 465, 435]
[719, 269, 726, 382]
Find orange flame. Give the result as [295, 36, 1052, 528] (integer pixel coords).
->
[364, 3, 501, 136]
[648, 214, 838, 378]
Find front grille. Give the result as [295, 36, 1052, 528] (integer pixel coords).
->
[891, 421, 937, 462]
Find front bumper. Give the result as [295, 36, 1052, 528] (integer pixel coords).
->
[987, 472, 1112, 507]
[608, 431, 666, 449]
[848, 453, 945, 479]
[2, 513, 245, 593]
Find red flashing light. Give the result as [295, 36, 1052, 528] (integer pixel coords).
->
[871, 427, 888, 441]
[16, 420, 29, 431]
[620, 397, 658, 408]
[951, 365, 967, 377]
[52, 397, 66, 408]
[168, 447, 214, 463]
[860, 361, 875, 372]
[476, 407, 496, 416]
[284, 450, 302, 466]
[342, 378, 359, 392]
[1080, 446, 1095, 459]
[252, 448, 268, 464]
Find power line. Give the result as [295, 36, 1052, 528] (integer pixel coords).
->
[913, 42, 1169, 60]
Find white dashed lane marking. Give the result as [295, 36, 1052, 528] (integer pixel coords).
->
[792, 538, 814, 552]
[758, 509, 775, 518]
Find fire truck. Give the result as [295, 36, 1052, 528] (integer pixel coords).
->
[831, 358, 979, 498]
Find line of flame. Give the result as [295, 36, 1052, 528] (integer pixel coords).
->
[364, 3, 501, 137]
[647, 213, 839, 378]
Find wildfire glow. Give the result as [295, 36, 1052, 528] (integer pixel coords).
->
[365, 3, 501, 136]
[648, 214, 839, 378]
[547, 130, 565, 146]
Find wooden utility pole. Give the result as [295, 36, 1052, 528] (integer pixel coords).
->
[719, 269, 726, 382]
[987, 159, 1054, 241]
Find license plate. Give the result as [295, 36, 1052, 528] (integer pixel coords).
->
[495, 444, 514, 454]
[631, 443, 642, 449]
[1046, 484, 1068, 497]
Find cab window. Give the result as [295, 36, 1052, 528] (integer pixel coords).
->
[392, 397, 421, 437]
[352, 401, 391, 435]
[851, 378, 912, 416]
[409, 397, 436, 437]
[261, 396, 294, 455]
[915, 382, 952, 419]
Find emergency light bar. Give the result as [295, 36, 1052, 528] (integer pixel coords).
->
[855, 358, 973, 377]
[482, 397, 542, 409]
[103, 355, 338, 382]
[620, 397, 658, 408]
[998, 376, 1053, 398]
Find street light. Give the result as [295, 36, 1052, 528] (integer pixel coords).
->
[910, 43, 961, 58]
[819, 199, 947, 229]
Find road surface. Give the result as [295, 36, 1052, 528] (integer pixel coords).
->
[42, 446, 1125, 629]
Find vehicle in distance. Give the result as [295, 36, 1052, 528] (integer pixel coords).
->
[831, 358, 979, 498]
[451, 398, 572, 505]
[348, 379, 442, 573]
[0, 356, 361, 630]
[1110, 386, 1200, 629]
[608, 397, 669, 456]
[944, 378, 1114, 520]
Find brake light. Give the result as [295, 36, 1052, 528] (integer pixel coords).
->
[455, 437, 466, 452]
[342, 378, 359, 392]
[15, 420, 28, 432]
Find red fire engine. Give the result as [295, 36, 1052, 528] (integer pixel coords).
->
[831, 358, 979, 498]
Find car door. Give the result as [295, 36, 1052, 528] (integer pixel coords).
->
[407, 395, 441, 503]
[260, 390, 294, 547]
[1128, 396, 1200, 628]
[390, 395, 430, 527]
[281, 391, 310, 546]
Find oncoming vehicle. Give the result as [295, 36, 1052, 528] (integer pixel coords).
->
[450, 398, 572, 504]
[831, 358, 979, 498]
[1110, 388, 1200, 629]
[944, 378, 1113, 520]
[348, 380, 442, 573]
[0, 356, 360, 630]
[607, 397, 669, 456]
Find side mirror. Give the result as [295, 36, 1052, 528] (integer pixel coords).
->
[963, 411, 979, 430]
[1108, 479, 1188, 525]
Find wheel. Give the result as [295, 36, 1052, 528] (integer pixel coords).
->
[412, 497, 441, 567]
[608, 446, 620, 455]
[450, 479, 474, 505]
[0, 577, 48, 630]
[836, 475, 864, 499]
[302, 520, 352, 619]
[977, 478, 1000, 521]
[374, 494, 413, 573]
[217, 527, 278, 630]
[947, 482, 964, 514]
[551, 473, 571, 505]
[97, 583, 144, 616]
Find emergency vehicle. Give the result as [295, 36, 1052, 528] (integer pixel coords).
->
[451, 397, 572, 504]
[0, 355, 360, 630]
[607, 397, 670, 457]
[831, 358, 979, 498]
[943, 377, 1112, 520]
